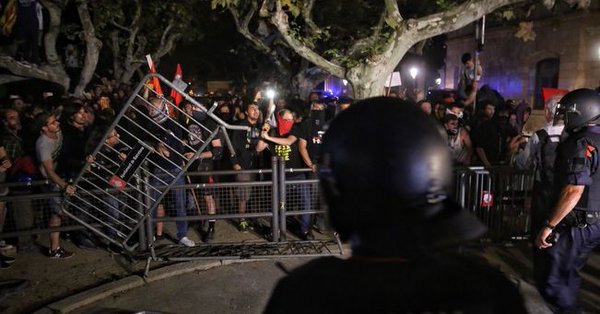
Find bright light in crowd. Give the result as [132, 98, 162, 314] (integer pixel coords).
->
[342, 79, 348, 86]
[435, 78, 442, 86]
[409, 67, 419, 80]
[266, 89, 276, 99]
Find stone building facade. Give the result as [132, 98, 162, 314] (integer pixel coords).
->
[444, 10, 600, 110]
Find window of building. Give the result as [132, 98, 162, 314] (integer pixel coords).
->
[534, 58, 559, 109]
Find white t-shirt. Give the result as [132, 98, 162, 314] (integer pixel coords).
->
[36, 132, 63, 178]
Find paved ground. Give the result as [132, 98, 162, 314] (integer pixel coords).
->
[1, 219, 599, 314]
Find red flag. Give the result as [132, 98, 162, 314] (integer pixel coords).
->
[542, 87, 568, 103]
[170, 63, 183, 106]
[146, 55, 163, 96]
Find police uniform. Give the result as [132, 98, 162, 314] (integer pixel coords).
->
[536, 126, 600, 313]
[535, 89, 600, 313]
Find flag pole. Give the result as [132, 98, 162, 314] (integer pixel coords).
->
[386, 72, 393, 96]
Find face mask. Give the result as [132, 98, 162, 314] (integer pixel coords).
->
[218, 112, 233, 124]
[276, 114, 294, 136]
[311, 110, 326, 126]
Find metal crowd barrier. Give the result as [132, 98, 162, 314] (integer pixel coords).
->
[0, 164, 535, 248]
[62, 73, 250, 251]
[454, 166, 534, 242]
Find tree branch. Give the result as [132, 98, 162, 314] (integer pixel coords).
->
[229, 4, 290, 76]
[271, 0, 343, 77]
[39, 0, 65, 66]
[407, 0, 525, 43]
[159, 18, 175, 50]
[132, 37, 146, 63]
[0, 56, 69, 90]
[110, 20, 131, 32]
[74, 0, 102, 97]
[154, 33, 182, 60]
[109, 30, 122, 79]
[372, 0, 525, 76]
[383, 0, 404, 28]
[347, 6, 389, 58]
[301, 0, 320, 37]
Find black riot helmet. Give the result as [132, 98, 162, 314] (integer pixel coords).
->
[557, 88, 600, 132]
[319, 97, 486, 256]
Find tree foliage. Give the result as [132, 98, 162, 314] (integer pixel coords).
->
[90, 0, 203, 84]
[0, 0, 203, 95]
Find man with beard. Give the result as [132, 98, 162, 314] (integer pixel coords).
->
[35, 112, 75, 258]
[443, 113, 473, 166]
[230, 102, 268, 232]
[472, 104, 512, 167]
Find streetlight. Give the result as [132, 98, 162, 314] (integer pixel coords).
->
[409, 67, 419, 80]
[409, 67, 419, 96]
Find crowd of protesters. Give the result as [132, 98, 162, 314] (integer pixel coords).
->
[416, 88, 533, 168]
[0, 75, 357, 264]
[0, 62, 578, 267]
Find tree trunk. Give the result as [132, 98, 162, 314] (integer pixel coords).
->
[109, 30, 123, 80]
[73, 0, 102, 97]
[347, 66, 388, 100]
[39, 0, 64, 66]
[291, 66, 328, 101]
[118, 64, 141, 85]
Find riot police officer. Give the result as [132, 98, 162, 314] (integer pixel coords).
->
[535, 88, 600, 313]
[264, 97, 526, 313]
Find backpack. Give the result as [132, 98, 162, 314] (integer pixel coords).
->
[536, 129, 560, 183]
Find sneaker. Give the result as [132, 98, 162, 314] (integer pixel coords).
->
[178, 237, 195, 247]
[0, 260, 11, 269]
[153, 234, 165, 242]
[0, 254, 15, 264]
[0, 240, 14, 250]
[48, 247, 74, 259]
[238, 220, 250, 233]
[299, 230, 315, 241]
[205, 226, 215, 242]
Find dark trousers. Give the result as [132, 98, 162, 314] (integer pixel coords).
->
[535, 221, 600, 313]
[286, 173, 311, 233]
[150, 172, 187, 240]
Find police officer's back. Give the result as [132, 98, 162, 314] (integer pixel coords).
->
[264, 97, 526, 314]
